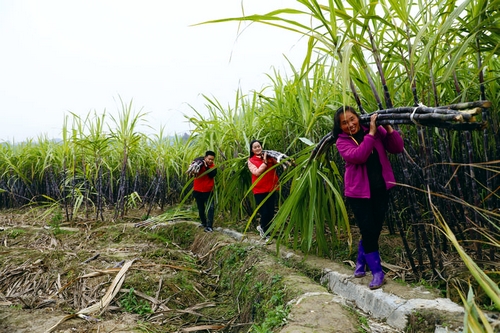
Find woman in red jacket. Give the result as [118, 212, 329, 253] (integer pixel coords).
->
[247, 140, 279, 241]
[333, 106, 404, 289]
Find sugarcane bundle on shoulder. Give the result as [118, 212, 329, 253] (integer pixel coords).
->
[310, 100, 490, 161]
[359, 100, 490, 131]
[263, 150, 295, 169]
[186, 157, 205, 177]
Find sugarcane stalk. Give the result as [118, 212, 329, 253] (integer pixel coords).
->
[357, 117, 486, 130]
[96, 162, 104, 221]
[431, 122, 487, 131]
[388, 26, 437, 276]
[370, 106, 481, 119]
[477, 35, 495, 262]
[310, 132, 335, 162]
[401, 26, 434, 275]
[394, 199, 420, 277]
[368, 27, 392, 109]
[362, 64, 384, 111]
[368, 23, 432, 277]
[362, 112, 465, 122]
[425, 50, 443, 274]
[436, 100, 491, 110]
[350, 79, 366, 115]
[406, 24, 419, 107]
[465, 130, 483, 259]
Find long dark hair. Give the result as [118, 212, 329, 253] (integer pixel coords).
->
[333, 105, 360, 142]
[249, 140, 263, 157]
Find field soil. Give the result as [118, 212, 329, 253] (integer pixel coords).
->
[1, 205, 482, 333]
[0, 207, 370, 333]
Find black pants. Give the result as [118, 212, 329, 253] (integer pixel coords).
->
[193, 191, 214, 228]
[254, 192, 277, 233]
[346, 188, 389, 253]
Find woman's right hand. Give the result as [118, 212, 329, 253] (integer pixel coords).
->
[369, 113, 378, 136]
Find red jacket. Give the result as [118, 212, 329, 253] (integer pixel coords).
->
[248, 155, 279, 194]
[193, 163, 217, 192]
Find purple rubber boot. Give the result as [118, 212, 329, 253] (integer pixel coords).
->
[354, 240, 366, 278]
[364, 251, 385, 289]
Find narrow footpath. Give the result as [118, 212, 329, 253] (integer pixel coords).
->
[212, 226, 466, 333]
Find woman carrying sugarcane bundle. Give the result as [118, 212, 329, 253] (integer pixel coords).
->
[186, 150, 217, 232]
[247, 140, 283, 242]
[333, 106, 404, 289]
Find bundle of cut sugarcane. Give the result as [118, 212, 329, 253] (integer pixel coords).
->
[264, 150, 294, 169]
[359, 100, 490, 131]
[186, 157, 204, 177]
[310, 100, 491, 161]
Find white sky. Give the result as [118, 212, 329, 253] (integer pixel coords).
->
[0, 1, 307, 142]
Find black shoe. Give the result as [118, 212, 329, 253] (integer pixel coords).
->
[204, 227, 213, 232]
[198, 223, 206, 228]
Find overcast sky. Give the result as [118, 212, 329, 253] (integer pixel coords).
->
[0, 1, 307, 142]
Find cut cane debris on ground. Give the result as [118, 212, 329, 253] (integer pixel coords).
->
[0, 208, 498, 332]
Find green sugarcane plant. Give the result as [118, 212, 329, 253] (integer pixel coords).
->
[191, 0, 499, 315]
[108, 97, 148, 219]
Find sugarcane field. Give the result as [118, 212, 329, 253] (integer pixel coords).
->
[2, 1, 500, 333]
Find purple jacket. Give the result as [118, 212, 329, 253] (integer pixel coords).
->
[336, 125, 404, 198]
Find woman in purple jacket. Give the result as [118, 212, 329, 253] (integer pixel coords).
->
[333, 105, 404, 289]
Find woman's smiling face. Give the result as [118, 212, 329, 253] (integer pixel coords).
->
[339, 111, 361, 135]
[251, 141, 263, 156]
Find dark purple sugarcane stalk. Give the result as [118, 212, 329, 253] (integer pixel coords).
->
[405, 25, 419, 107]
[368, 27, 392, 109]
[435, 128, 465, 253]
[405, 25, 441, 270]
[465, 130, 483, 259]
[146, 171, 163, 219]
[350, 80, 367, 115]
[310, 132, 334, 162]
[369, 24, 440, 277]
[425, 125, 445, 272]
[62, 158, 70, 222]
[362, 112, 469, 122]
[369, 106, 481, 119]
[424, 46, 438, 263]
[362, 65, 384, 110]
[96, 163, 104, 221]
[114, 148, 129, 219]
[70, 155, 77, 221]
[358, 117, 486, 130]
[79, 157, 91, 219]
[436, 100, 491, 110]
[476, 36, 495, 261]
[389, 190, 419, 276]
